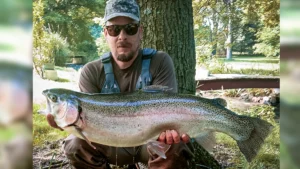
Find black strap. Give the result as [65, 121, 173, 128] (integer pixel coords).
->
[100, 48, 157, 93]
[135, 48, 157, 89]
[101, 52, 120, 93]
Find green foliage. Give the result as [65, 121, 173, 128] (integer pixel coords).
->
[76, 40, 98, 62]
[96, 33, 110, 57]
[195, 45, 212, 66]
[43, 0, 106, 50]
[33, 29, 72, 76]
[233, 23, 258, 55]
[33, 0, 45, 50]
[193, 0, 279, 59]
[254, 26, 280, 57]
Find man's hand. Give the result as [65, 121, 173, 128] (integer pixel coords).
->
[46, 114, 64, 131]
[157, 130, 190, 144]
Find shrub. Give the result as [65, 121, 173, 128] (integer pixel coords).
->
[33, 28, 71, 76]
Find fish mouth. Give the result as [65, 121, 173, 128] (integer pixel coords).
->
[38, 90, 51, 115]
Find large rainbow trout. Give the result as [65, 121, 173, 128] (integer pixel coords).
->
[39, 88, 273, 162]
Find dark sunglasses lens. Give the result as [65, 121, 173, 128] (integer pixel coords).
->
[106, 24, 139, 36]
[107, 26, 121, 37]
[124, 24, 139, 35]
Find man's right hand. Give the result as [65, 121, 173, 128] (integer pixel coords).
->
[46, 114, 64, 131]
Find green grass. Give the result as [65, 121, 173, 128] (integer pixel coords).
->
[210, 67, 279, 76]
[218, 56, 279, 64]
[200, 56, 279, 76]
[33, 104, 68, 146]
[216, 105, 280, 169]
[55, 77, 71, 83]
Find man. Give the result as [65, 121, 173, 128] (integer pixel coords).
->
[47, 0, 194, 168]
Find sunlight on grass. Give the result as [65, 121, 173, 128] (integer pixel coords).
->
[33, 104, 68, 146]
[55, 66, 75, 72]
[219, 56, 279, 64]
[55, 77, 71, 83]
[200, 55, 279, 76]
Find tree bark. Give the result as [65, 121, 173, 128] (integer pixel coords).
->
[137, 0, 221, 168]
[138, 0, 196, 94]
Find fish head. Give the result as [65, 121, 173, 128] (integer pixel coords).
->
[39, 88, 80, 128]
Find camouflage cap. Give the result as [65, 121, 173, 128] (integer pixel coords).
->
[104, 0, 140, 23]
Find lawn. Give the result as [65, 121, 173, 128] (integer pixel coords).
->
[218, 56, 279, 64]
[199, 55, 280, 76]
[33, 102, 69, 146]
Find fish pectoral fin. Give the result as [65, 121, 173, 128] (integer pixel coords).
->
[146, 140, 171, 159]
[74, 126, 96, 150]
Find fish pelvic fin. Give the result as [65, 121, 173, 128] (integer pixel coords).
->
[74, 126, 96, 149]
[194, 132, 216, 152]
[147, 140, 171, 159]
[237, 117, 273, 162]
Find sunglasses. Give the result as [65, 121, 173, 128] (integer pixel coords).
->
[105, 23, 140, 37]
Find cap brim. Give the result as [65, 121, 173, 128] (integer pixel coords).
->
[104, 13, 140, 22]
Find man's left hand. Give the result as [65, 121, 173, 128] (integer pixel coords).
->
[157, 130, 190, 145]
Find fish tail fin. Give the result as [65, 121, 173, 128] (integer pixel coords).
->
[194, 132, 216, 152]
[237, 117, 273, 162]
[147, 140, 171, 159]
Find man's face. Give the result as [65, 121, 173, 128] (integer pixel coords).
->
[104, 16, 143, 63]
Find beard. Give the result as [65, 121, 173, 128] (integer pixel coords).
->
[116, 42, 140, 62]
[117, 51, 135, 62]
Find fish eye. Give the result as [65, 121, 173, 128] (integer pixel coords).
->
[49, 94, 57, 102]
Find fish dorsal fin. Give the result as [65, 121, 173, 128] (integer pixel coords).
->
[213, 98, 227, 107]
[142, 85, 173, 93]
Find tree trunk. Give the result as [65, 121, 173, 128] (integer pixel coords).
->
[138, 0, 196, 94]
[225, 1, 233, 60]
[212, 8, 218, 56]
[137, 1, 221, 168]
[226, 16, 232, 59]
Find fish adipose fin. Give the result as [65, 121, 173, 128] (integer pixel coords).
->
[212, 98, 227, 107]
[74, 126, 96, 149]
[237, 117, 273, 162]
[147, 140, 171, 159]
